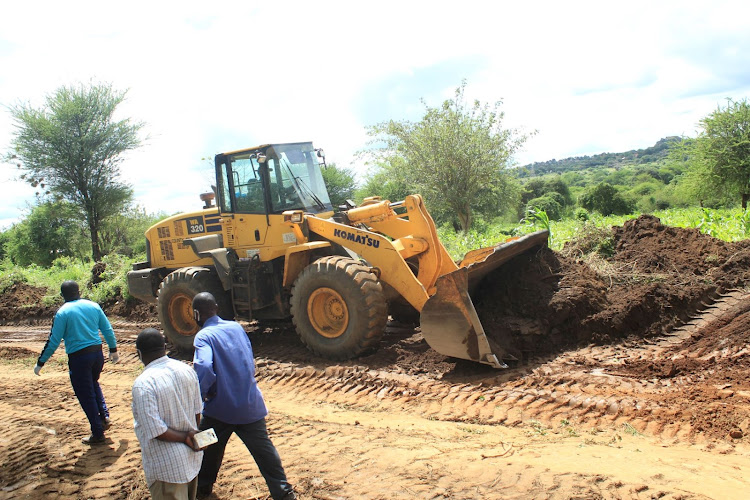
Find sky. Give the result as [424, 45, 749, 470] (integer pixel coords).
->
[2, 0, 750, 229]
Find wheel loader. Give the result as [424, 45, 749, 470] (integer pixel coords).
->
[127, 142, 548, 368]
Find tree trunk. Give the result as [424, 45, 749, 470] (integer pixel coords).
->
[458, 208, 472, 233]
[88, 216, 102, 262]
[742, 193, 748, 210]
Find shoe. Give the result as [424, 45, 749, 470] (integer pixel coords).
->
[102, 417, 111, 431]
[82, 435, 106, 445]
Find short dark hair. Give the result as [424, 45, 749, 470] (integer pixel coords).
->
[192, 292, 218, 314]
[136, 328, 166, 353]
[60, 281, 80, 301]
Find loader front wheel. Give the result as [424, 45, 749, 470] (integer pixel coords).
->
[157, 267, 231, 353]
[291, 256, 387, 360]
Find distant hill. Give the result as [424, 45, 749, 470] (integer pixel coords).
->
[517, 136, 683, 177]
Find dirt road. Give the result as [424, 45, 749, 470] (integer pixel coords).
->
[1, 309, 749, 500]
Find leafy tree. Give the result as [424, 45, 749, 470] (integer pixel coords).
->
[543, 177, 573, 206]
[686, 98, 750, 208]
[526, 194, 563, 220]
[7, 82, 144, 261]
[365, 81, 530, 231]
[357, 157, 417, 204]
[668, 138, 731, 208]
[320, 163, 357, 208]
[579, 182, 634, 216]
[4, 201, 86, 266]
[99, 206, 165, 257]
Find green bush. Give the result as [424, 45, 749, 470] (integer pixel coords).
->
[579, 182, 634, 216]
[526, 195, 563, 220]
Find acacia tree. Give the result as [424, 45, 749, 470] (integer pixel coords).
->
[365, 81, 530, 231]
[689, 98, 750, 208]
[8, 82, 144, 261]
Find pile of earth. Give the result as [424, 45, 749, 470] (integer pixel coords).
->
[0, 282, 57, 323]
[0, 281, 156, 324]
[475, 214, 750, 361]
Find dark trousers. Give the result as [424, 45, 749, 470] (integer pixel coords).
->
[68, 349, 108, 438]
[198, 415, 293, 500]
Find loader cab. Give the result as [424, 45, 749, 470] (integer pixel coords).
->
[215, 142, 333, 217]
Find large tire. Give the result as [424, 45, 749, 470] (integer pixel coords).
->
[157, 267, 231, 352]
[290, 256, 387, 360]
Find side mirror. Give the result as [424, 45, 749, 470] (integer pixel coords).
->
[315, 148, 327, 168]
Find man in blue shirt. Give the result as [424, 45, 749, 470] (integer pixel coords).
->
[34, 281, 119, 445]
[192, 292, 295, 500]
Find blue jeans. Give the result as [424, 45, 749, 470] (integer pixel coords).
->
[68, 348, 109, 438]
[198, 416, 293, 500]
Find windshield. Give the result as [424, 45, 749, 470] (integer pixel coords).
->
[266, 144, 332, 214]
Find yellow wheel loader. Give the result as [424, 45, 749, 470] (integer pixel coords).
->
[127, 142, 548, 368]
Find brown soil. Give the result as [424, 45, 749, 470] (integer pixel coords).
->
[0, 282, 56, 323]
[2, 214, 750, 498]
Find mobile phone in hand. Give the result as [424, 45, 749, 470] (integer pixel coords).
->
[193, 428, 218, 448]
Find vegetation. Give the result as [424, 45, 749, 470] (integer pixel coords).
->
[7, 81, 145, 261]
[363, 81, 531, 232]
[320, 163, 357, 208]
[675, 98, 750, 208]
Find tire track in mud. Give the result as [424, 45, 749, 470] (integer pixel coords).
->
[253, 290, 750, 442]
[0, 374, 144, 499]
[1, 291, 746, 444]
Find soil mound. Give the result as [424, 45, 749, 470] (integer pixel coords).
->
[475, 214, 750, 361]
[0, 283, 56, 323]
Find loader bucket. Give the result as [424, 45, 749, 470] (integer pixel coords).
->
[421, 268, 507, 368]
[419, 230, 549, 368]
[460, 230, 550, 291]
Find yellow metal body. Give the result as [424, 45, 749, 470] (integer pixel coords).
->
[142, 179, 547, 368]
[146, 193, 453, 318]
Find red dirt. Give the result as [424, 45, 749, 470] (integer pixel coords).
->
[476, 215, 750, 360]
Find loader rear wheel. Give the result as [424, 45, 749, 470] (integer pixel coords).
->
[291, 256, 387, 360]
[157, 267, 231, 353]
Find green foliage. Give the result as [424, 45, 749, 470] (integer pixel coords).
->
[520, 176, 572, 217]
[0, 251, 140, 307]
[8, 81, 145, 261]
[87, 253, 135, 303]
[320, 163, 358, 208]
[684, 98, 750, 208]
[579, 182, 634, 216]
[518, 136, 682, 176]
[356, 156, 416, 204]
[526, 195, 562, 221]
[575, 208, 590, 221]
[365, 80, 530, 232]
[3, 201, 87, 266]
[99, 206, 163, 256]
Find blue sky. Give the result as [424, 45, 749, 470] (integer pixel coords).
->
[2, 0, 750, 229]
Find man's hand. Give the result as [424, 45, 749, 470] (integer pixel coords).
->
[33, 364, 43, 376]
[110, 352, 120, 364]
[185, 430, 201, 451]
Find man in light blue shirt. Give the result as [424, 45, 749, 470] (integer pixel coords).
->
[192, 292, 295, 500]
[34, 281, 119, 444]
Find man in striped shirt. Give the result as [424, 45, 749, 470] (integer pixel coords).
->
[132, 328, 204, 500]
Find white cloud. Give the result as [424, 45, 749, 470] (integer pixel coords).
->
[2, 0, 750, 227]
